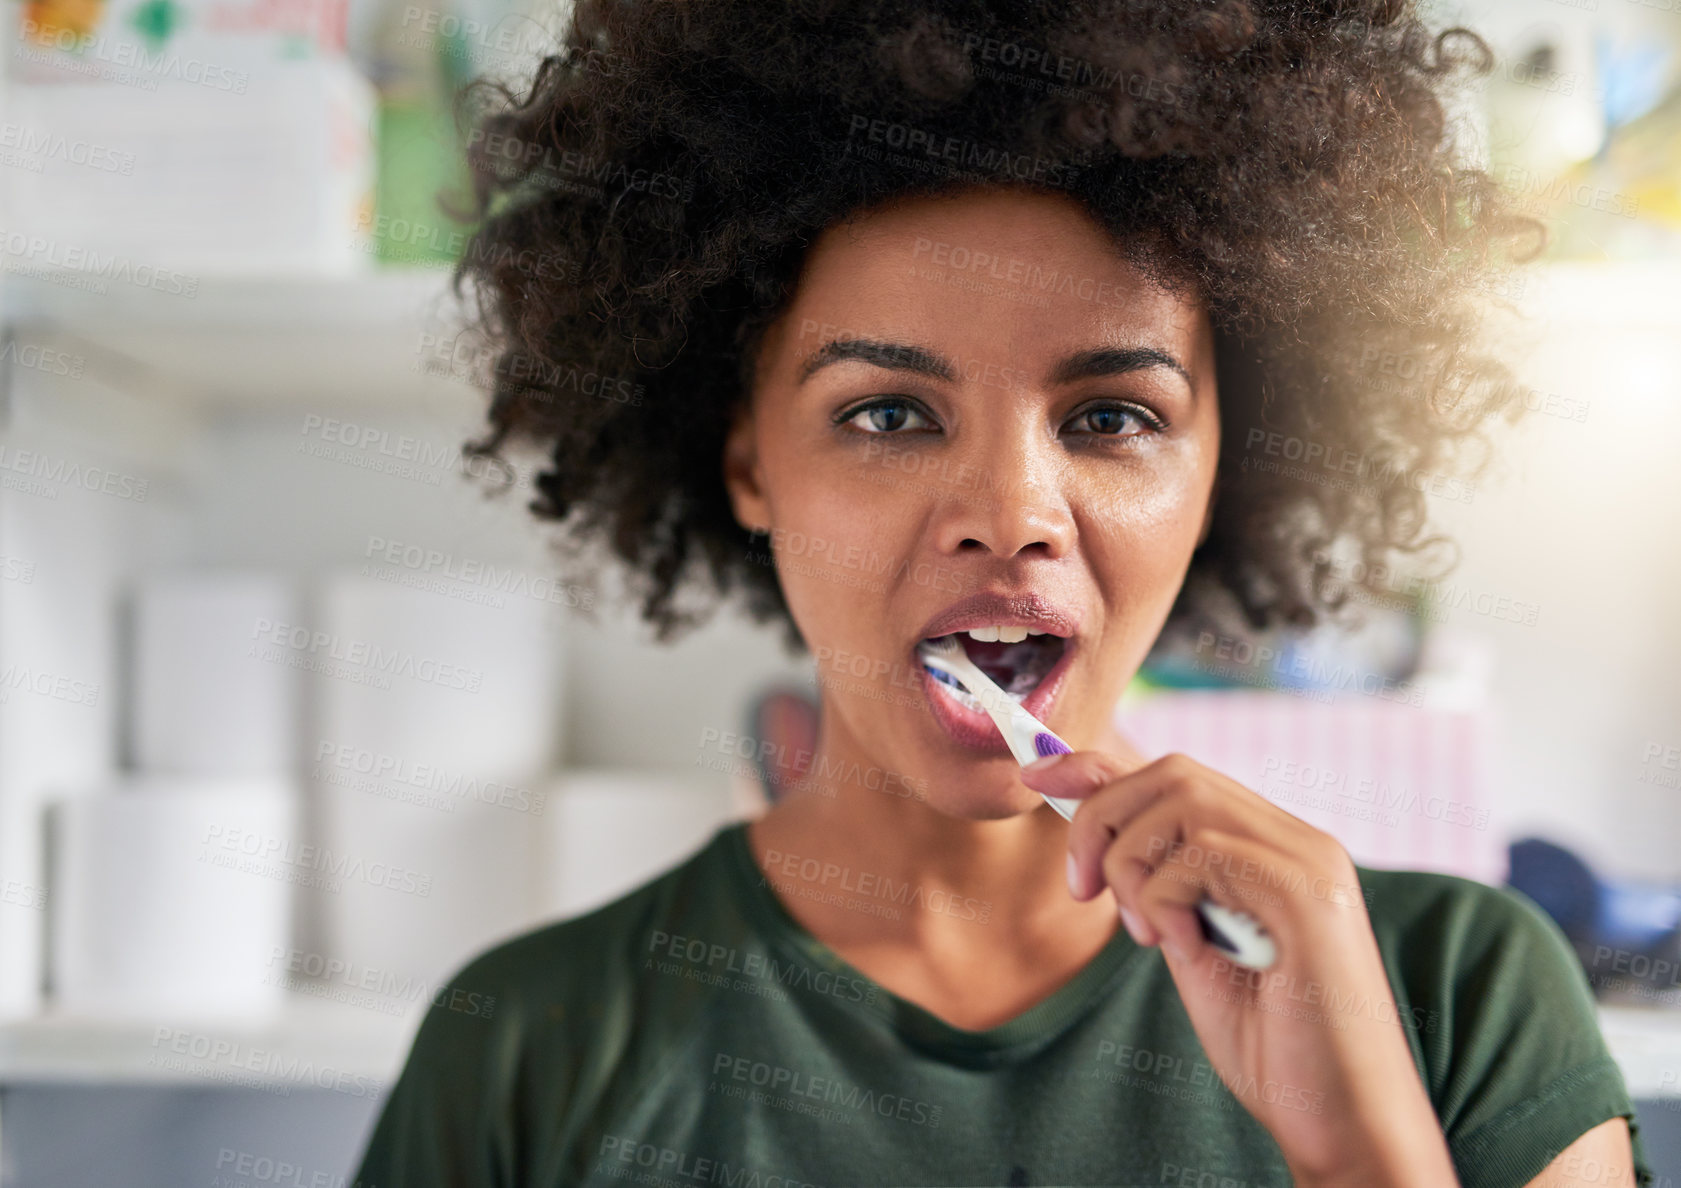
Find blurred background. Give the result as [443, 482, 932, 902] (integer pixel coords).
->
[1, 0, 1680, 1182]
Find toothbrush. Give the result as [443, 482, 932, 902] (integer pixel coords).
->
[917, 636, 1277, 970]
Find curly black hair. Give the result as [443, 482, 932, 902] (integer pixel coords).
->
[447, 0, 1544, 650]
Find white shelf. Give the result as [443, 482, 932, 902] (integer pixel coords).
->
[1, 268, 484, 411]
[2, 259, 1671, 413]
[0, 996, 1672, 1096]
[1598, 1004, 1681, 1100]
[0, 994, 413, 1087]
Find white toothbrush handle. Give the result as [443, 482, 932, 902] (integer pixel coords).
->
[1039, 793, 1087, 821]
[1005, 708, 1277, 971]
[921, 643, 1277, 970]
[1031, 757, 1091, 822]
[999, 705, 1087, 819]
[1196, 901, 1277, 970]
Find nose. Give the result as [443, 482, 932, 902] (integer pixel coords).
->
[929, 428, 1076, 561]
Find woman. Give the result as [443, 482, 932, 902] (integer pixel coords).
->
[354, 1, 1654, 1184]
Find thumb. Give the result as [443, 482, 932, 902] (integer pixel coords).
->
[1019, 746, 1146, 800]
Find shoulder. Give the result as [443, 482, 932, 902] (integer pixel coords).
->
[1352, 863, 1594, 1060]
[1352, 865, 1649, 1186]
[1344, 867, 1580, 994]
[1355, 863, 1571, 969]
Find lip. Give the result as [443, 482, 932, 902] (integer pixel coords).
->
[916, 590, 1079, 642]
[912, 590, 1081, 754]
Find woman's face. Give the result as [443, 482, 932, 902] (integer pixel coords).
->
[726, 185, 1219, 819]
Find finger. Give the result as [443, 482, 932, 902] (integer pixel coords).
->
[1064, 753, 1234, 901]
[1062, 765, 1169, 902]
[1020, 747, 1143, 803]
[1133, 828, 1293, 964]
[1125, 838, 1211, 962]
[1096, 796, 1260, 952]
[1070, 751, 1311, 902]
[1095, 793, 1203, 940]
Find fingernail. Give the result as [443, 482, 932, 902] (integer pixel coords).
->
[1118, 905, 1148, 946]
[1022, 753, 1067, 775]
[1066, 853, 1081, 898]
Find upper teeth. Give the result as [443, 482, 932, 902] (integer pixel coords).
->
[963, 626, 1044, 644]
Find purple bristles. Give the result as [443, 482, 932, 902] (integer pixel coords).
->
[1033, 733, 1071, 758]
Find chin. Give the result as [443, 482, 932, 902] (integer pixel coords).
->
[919, 771, 1045, 822]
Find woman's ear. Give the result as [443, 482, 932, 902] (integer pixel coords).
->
[722, 405, 770, 535]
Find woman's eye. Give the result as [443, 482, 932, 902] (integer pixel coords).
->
[1065, 403, 1163, 437]
[842, 399, 933, 433]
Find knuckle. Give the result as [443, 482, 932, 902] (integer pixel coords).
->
[1139, 826, 1175, 867]
[1181, 779, 1218, 814]
[1321, 835, 1357, 878]
[1070, 804, 1111, 853]
[1166, 751, 1208, 777]
[1158, 753, 1213, 801]
[1300, 823, 1347, 864]
[1159, 751, 1196, 777]
[1096, 753, 1135, 784]
[1186, 824, 1225, 854]
[1141, 753, 1179, 780]
[1101, 840, 1141, 891]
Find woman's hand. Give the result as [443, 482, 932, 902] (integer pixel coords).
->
[1022, 748, 1460, 1188]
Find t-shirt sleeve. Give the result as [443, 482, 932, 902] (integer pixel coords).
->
[1389, 873, 1655, 1188]
[350, 955, 522, 1188]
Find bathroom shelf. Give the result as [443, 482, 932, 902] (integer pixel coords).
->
[1598, 1004, 1681, 1100]
[2, 259, 1668, 414]
[0, 995, 412, 1087]
[0, 998, 1675, 1097]
[0, 268, 481, 412]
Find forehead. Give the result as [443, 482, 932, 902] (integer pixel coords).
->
[771, 186, 1208, 377]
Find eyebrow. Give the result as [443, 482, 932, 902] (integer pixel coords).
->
[797, 339, 954, 385]
[1049, 346, 1193, 392]
[796, 338, 1193, 393]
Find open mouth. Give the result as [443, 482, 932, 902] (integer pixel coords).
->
[919, 629, 1068, 703]
[910, 594, 1080, 751]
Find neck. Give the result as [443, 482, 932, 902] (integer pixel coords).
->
[750, 696, 1128, 951]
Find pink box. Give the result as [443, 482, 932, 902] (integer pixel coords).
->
[1114, 690, 1504, 885]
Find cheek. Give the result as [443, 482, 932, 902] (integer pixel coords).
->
[1074, 458, 1212, 595]
[757, 456, 914, 628]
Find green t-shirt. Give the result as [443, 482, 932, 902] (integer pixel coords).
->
[352, 820, 1655, 1188]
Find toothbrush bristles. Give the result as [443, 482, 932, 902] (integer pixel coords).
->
[917, 638, 1012, 713]
[926, 665, 982, 707]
